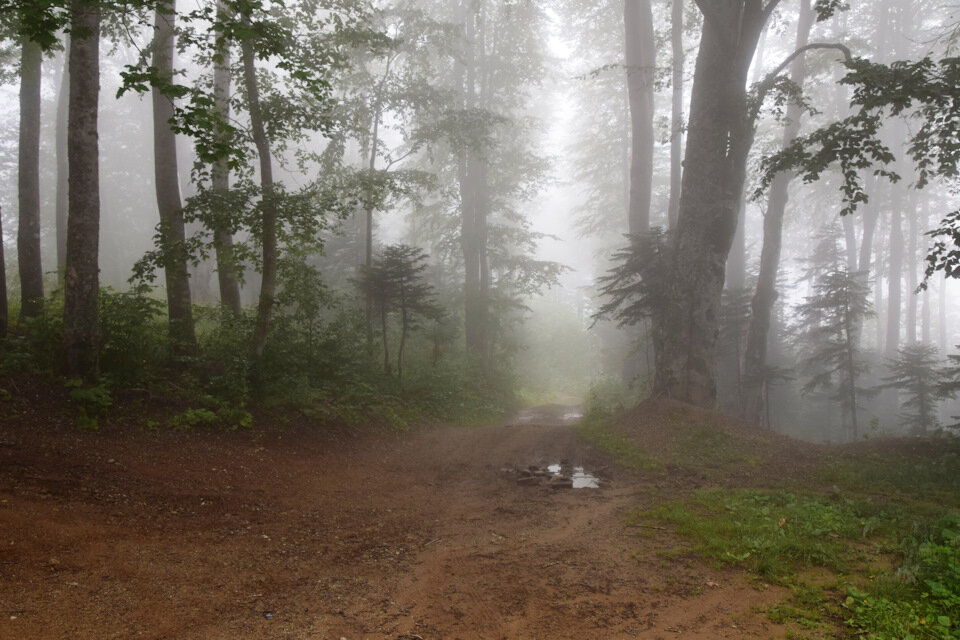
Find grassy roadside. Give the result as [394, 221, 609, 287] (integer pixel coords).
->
[578, 404, 960, 639]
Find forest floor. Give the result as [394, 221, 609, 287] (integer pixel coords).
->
[0, 383, 955, 639]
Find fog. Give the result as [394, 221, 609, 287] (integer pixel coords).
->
[2, 0, 960, 441]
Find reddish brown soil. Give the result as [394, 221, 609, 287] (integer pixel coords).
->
[0, 394, 793, 639]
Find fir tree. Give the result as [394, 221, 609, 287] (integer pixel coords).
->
[880, 343, 946, 435]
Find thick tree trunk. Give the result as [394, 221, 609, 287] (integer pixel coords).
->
[667, 0, 683, 228]
[56, 43, 69, 285]
[63, 0, 101, 379]
[241, 33, 278, 358]
[655, 2, 774, 406]
[18, 37, 44, 321]
[624, 0, 655, 233]
[152, 1, 196, 352]
[211, 6, 242, 316]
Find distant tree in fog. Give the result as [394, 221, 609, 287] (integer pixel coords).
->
[880, 343, 946, 434]
[795, 268, 872, 439]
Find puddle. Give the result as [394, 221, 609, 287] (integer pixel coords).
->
[562, 412, 584, 423]
[571, 467, 600, 489]
[514, 463, 600, 489]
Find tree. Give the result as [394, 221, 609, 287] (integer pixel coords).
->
[795, 267, 872, 439]
[210, 0, 242, 316]
[652, 0, 850, 405]
[18, 34, 44, 321]
[0, 204, 7, 340]
[742, 0, 815, 422]
[881, 343, 946, 434]
[63, 0, 101, 379]
[358, 244, 442, 383]
[151, 0, 197, 352]
[624, 0, 655, 234]
[667, 0, 684, 228]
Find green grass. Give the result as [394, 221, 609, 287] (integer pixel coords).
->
[575, 413, 661, 471]
[633, 486, 959, 639]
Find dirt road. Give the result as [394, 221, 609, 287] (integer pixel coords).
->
[0, 407, 787, 639]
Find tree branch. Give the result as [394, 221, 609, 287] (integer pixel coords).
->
[749, 42, 852, 122]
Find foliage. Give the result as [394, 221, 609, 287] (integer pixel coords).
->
[758, 54, 960, 281]
[65, 377, 112, 431]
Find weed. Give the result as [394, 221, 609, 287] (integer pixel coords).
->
[65, 378, 113, 430]
[575, 414, 660, 471]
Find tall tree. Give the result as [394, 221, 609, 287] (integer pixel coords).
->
[742, 0, 815, 422]
[151, 0, 196, 352]
[667, 0, 684, 228]
[653, 0, 777, 405]
[55, 42, 69, 284]
[211, 0, 241, 315]
[624, 0, 655, 233]
[239, 15, 278, 358]
[63, 0, 101, 379]
[18, 35, 44, 321]
[0, 205, 7, 340]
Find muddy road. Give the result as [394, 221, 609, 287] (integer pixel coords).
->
[0, 407, 786, 639]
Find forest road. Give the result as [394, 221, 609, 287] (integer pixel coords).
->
[0, 406, 787, 640]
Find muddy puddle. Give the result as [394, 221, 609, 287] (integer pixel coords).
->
[507, 406, 584, 426]
[512, 463, 600, 489]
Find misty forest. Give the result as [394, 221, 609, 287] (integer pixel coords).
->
[1, 0, 960, 638]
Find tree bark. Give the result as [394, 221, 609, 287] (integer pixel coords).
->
[56, 41, 69, 285]
[939, 272, 948, 352]
[152, 0, 196, 352]
[624, 0, 655, 233]
[18, 37, 44, 321]
[63, 0, 101, 379]
[241, 28, 278, 358]
[885, 201, 903, 358]
[0, 205, 7, 340]
[459, 1, 490, 372]
[655, 1, 777, 406]
[906, 196, 918, 344]
[841, 215, 857, 271]
[212, 3, 242, 316]
[667, 0, 683, 229]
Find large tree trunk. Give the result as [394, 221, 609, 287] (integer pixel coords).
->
[18, 37, 44, 322]
[211, 4, 242, 316]
[741, 0, 814, 422]
[624, 0, 655, 233]
[667, 0, 683, 228]
[63, 0, 101, 379]
[56, 43, 69, 285]
[241, 30, 278, 358]
[655, 1, 776, 406]
[152, 0, 196, 352]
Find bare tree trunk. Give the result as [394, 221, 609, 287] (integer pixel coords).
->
[624, 0, 655, 233]
[241, 32, 278, 358]
[0, 205, 7, 339]
[940, 272, 948, 352]
[885, 201, 903, 358]
[56, 42, 69, 286]
[18, 37, 44, 321]
[460, 2, 489, 372]
[667, 0, 683, 229]
[921, 197, 931, 344]
[906, 196, 918, 344]
[741, 0, 813, 421]
[842, 215, 857, 271]
[63, 0, 101, 379]
[152, 0, 196, 353]
[212, 3, 242, 316]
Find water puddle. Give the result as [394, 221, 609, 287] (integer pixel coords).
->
[513, 463, 600, 489]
